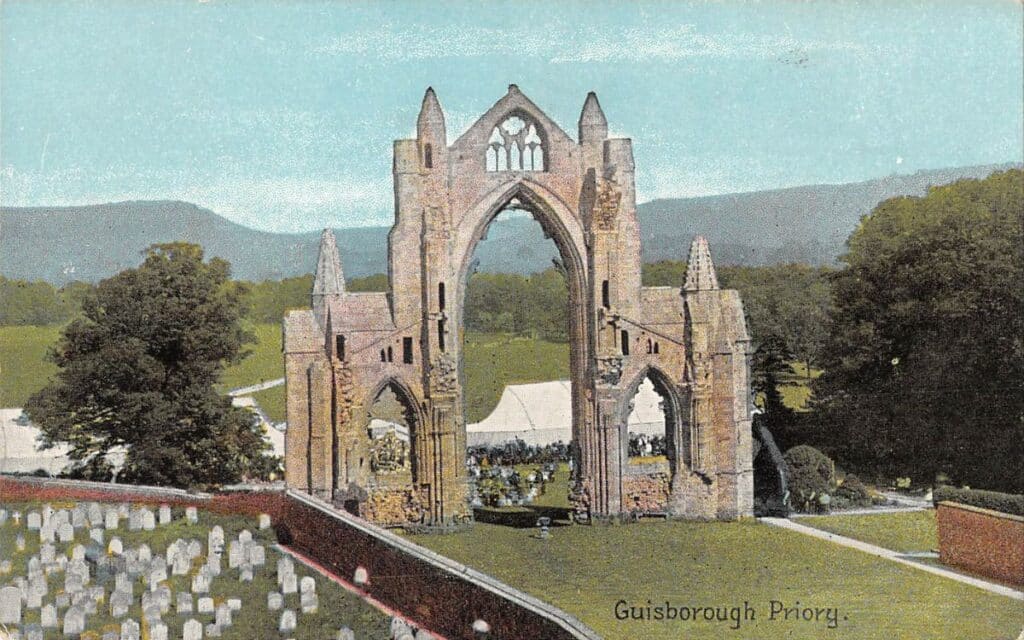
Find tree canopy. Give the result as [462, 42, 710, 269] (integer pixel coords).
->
[813, 170, 1023, 492]
[24, 243, 272, 488]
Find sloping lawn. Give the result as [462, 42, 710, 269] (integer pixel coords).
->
[0, 325, 61, 406]
[408, 519, 1022, 640]
[795, 510, 938, 553]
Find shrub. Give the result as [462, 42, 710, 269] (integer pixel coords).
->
[784, 445, 836, 513]
[834, 474, 872, 508]
[933, 486, 1024, 517]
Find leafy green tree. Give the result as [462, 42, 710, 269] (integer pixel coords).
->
[814, 170, 1023, 492]
[24, 243, 270, 488]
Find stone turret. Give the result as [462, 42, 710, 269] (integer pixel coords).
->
[684, 235, 719, 292]
[312, 228, 345, 326]
[578, 91, 608, 143]
[417, 87, 446, 170]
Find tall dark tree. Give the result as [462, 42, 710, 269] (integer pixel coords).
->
[24, 243, 270, 488]
[814, 170, 1024, 492]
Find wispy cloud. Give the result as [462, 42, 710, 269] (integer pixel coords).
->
[312, 24, 878, 64]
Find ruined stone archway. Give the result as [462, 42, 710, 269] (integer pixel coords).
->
[284, 85, 755, 526]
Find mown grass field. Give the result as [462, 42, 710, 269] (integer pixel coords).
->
[409, 518, 1022, 640]
[0, 500, 390, 639]
[462, 332, 569, 422]
[0, 324, 61, 407]
[795, 510, 938, 554]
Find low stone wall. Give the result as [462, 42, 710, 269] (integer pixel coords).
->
[937, 501, 1024, 586]
[622, 472, 670, 513]
[0, 475, 600, 640]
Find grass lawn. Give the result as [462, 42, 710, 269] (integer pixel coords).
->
[218, 323, 283, 392]
[0, 500, 389, 639]
[0, 324, 62, 407]
[251, 385, 287, 424]
[795, 510, 938, 554]
[408, 518, 1022, 639]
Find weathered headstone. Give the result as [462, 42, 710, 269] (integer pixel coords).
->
[336, 627, 356, 640]
[141, 509, 156, 531]
[158, 504, 172, 525]
[55, 522, 73, 543]
[90, 528, 104, 544]
[0, 585, 22, 624]
[248, 544, 266, 566]
[281, 572, 297, 594]
[40, 603, 58, 627]
[300, 576, 316, 594]
[183, 618, 203, 640]
[186, 540, 202, 559]
[205, 623, 222, 637]
[105, 507, 119, 530]
[0, 560, 10, 575]
[206, 552, 222, 577]
[138, 544, 152, 563]
[415, 629, 435, 640]
[150, 621, 169, 640]
[15, 533, 26, 551]
[129, 508, 143, 531]
[185, 507, 198, 524]
[63, 606, 86, 636]
[39, 543, 55, 564]
[23, 623, 44, 640]
[71, 507, 87, 529]
[267, 592, 283, 610]
[110, 590, 132, 617]
[172, 550, 191, 575]
[227, 541, 243, 569]
[258, 513, 271, 530]
[239, 566, 254, 582]
[108, 537, 124, 556]
[191, 569, 211, 594]
[122, 618, 141, 640]
[226, 598, 241, 611]
[197, 597, 215, 614]
[353, 566, 368, 586]
[176, 592, 193, 614]
[300, 592, 318, 613]
[88, 503, 104, 526]
[279, 609, 297, 633]
[27, 511, 42, 530]
[155, 584, 172, 613]
[238, 529, 252, 544]
[215, 603, 232, 627]
[208, 527, 224, 554]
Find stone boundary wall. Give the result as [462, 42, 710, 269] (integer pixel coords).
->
[0, 475, 601, 640]
[937, 501, 1024, 586]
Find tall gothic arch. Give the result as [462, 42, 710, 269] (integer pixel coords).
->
[284, 85, 754, 526]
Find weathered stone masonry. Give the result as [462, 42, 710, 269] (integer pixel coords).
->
[284, 85, 754, 526]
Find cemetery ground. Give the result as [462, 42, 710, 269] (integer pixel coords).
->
[408, 487, 1022, 639]
[0, 499, 391, 639]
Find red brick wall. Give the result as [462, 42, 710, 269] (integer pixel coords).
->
[0, 477, 596, 640]
[937, 501, 1024, 586]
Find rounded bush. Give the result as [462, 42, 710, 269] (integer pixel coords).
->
[784, 445, 835, 513]
[835, 473, 872, 507]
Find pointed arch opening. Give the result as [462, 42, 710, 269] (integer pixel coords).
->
[365, 379, 422, 484]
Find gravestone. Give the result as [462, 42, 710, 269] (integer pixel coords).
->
[39, 543, 55, 564]
[300, 576, 315, 594]
[16, 533, 26, 551]
[158, 505, 171, 525]
[0, 508, 6, 524]
[129, 509, 143, 531]
[149, 565, 168, 589]
[239, 566, 253, 582]
[248, 545, 265, 566]
[0, 585, 22, 624]
[150, 621, 169, 640]
[208, 527, 224, 555]
[143, 603, 162, 624]
[205, 623, 222, 637]
[337, 627, 356, 640]
[238, 530, 252, 544]
[39, 524, 56, 544]
[63, 606, 86, 636]
[138, 544, 152, 563]
[90, 528, 104, 544]
[122, 618, 141, 640]
[155, 585, 172, 613]
[267, 592, 283, 610]
[40, 603, 58, 627]
[0, 560, 10, 575]
[115, 572, 132, 595]
[206, 553, 222, 577]
[191, 569, 211, 594]
[141, 509, 156, 531]
[197, 597, 214, 614]
[215, 603, 232, 627]
[172, 550, 191, 576]
[105, 508, 119, 530]
[55, 593, 70, 609]
[72, 507, 87, 529]
[88, 503, 104, 526]
[186, 540, 202, 559]
[353, 566, 368, 586]
[415, 629, 435, 640]
[111, 589, 132, 617]
[27, 511, 41, 530]
[258, 514, 271, 530]
[72, 544, 86, 561]
[185, 507, 198, 524]
[227, 541, 243, 569]
[24, 624, 44, 640]
[226, 598, 241, 612]
[177, 592, 194, 614]
[279, 609, 297, 633]
[281, 572, 297, 594]
[301, 592, 318, 613]
[182, 618, 202, 640]
[108, 537, 123, 556]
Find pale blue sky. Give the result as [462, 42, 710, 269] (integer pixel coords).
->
[2, 0, 1022, 232]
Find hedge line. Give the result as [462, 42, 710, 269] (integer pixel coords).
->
[933, 485, 1024, 517]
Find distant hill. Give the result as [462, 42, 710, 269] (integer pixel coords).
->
[1, 163, 1017, 285]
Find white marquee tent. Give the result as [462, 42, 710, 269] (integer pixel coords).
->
[466, 379, 666, 448]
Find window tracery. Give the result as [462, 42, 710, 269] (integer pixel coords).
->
[486, 114, 545, 172]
